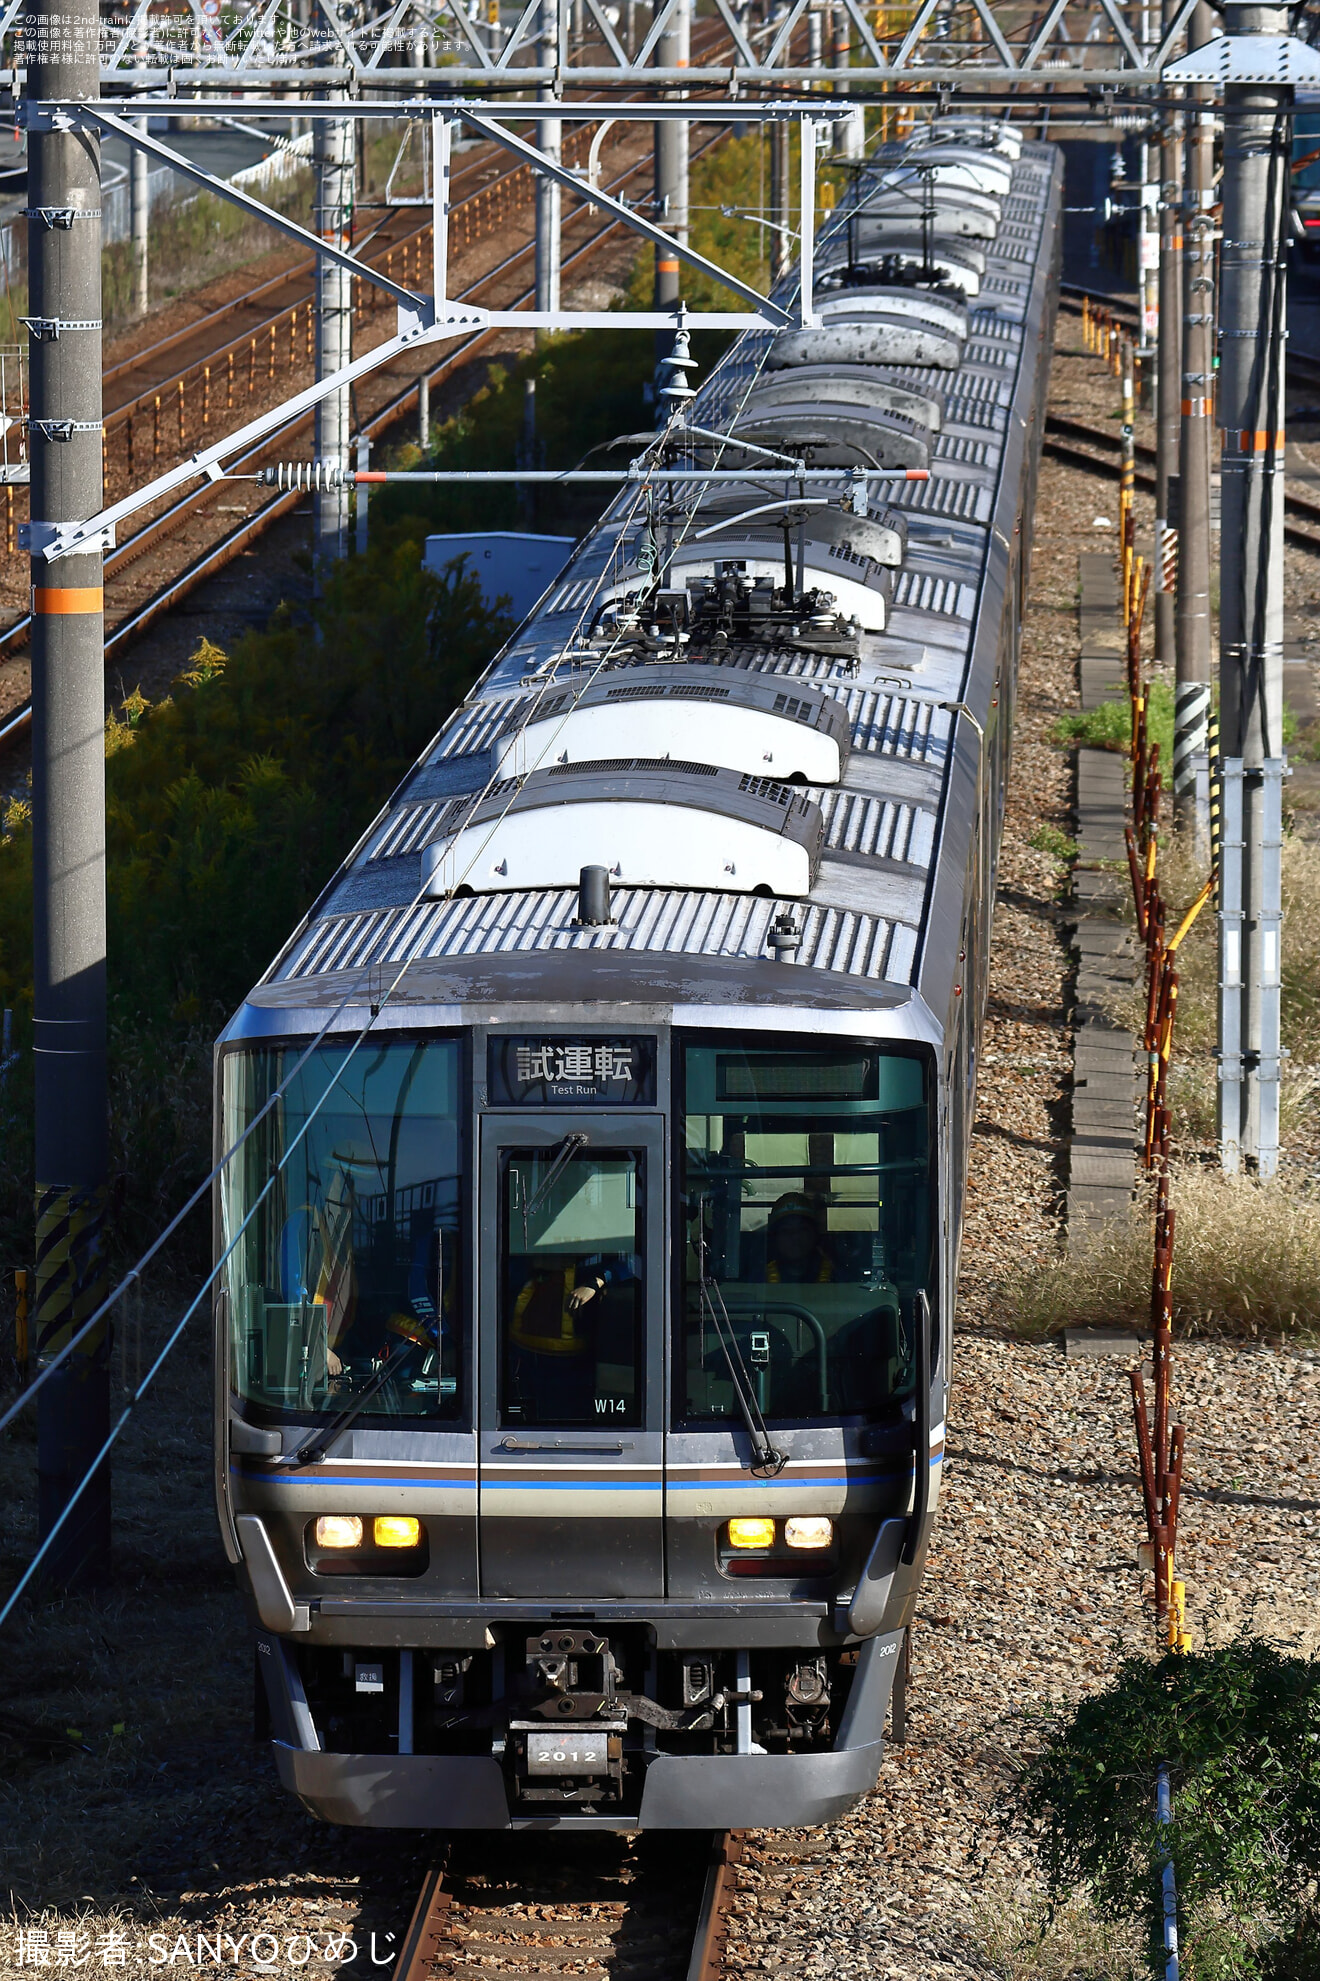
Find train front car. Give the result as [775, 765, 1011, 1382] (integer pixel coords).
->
[215, 123, 1061, 1832]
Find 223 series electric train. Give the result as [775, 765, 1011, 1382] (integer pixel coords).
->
[214, 117, 1061, 1831]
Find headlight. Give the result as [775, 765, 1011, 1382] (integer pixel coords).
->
[314, 1515, 363, 1549]
[784, 1516, 833, 1550]
[726, 1517, 776, 1550]
[374, 1515, 422, 1549]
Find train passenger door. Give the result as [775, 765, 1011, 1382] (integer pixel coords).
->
[476, 1116, 666, 1599]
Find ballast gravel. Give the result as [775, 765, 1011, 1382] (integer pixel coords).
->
[725, 321, 1320, 1978]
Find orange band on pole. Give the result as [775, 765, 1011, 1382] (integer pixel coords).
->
[1181, 398, 1211, 416]
[1238, 429, 1283, 451]
[656, 258, 680, 272]
[354, 471, 389, 484]
[32, 586, 103, 615]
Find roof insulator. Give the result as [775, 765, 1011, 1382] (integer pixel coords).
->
[654, 316, 699, 425]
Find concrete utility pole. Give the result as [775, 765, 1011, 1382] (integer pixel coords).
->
[652, 0, 689, 316]
[535, 0, 561, 324]
[313, 107, 353, 564]
[131, 125, 149, 317]
[1217, 0, 1291, 1175]
[25, 0, 111, 1588]
[1174, 0, 1215, 852]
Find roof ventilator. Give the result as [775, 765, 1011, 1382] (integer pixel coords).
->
[767, 911, 801, 961]
[576, 864, 615, 928]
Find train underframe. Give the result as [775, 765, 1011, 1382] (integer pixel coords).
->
[256, 1618, 907, 1829]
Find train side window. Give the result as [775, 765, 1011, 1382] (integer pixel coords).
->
[220, 1037, 466, 1424]
[678, 1043, 935, 1425]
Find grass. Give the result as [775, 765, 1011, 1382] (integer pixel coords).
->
[974, 1889, 1146, 1981]
[1052, 676, 1174, 763]
[1029, 823, 1080, 863]
[995, 1166, 1320, 1341]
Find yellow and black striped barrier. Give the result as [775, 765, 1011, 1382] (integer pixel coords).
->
[34, 1183, 108, 1364]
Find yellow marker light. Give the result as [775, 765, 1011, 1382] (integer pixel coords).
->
[374, 1515, 422, 1549]
[315, 1515, 363, 1549]
[727, 1517, 776, 1550]
[784, 1516, 834, 1550]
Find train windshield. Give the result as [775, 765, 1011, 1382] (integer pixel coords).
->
[221, 1039, 464, 1422]
[680, 1043, 932, 1424]
[499, 1144, 645, 1429]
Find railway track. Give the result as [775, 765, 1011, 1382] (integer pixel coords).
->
[0, 120, 730, 756]
[389, 1827, 828, 1981]
[1041, 412, 1320, 555]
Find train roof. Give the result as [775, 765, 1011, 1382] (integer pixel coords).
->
[231, 128, 1062, 1041]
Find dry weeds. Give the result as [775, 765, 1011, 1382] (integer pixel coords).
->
[995, 1166, 1320, 1341]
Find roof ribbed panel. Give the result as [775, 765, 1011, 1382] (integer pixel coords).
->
[370, 800, 458, 862]
[276, 886, 918, 987]
[884, 475, 993, 522]
[840, 689, 951, 761]
[891, 572, 978, 618]
[934, 433, 993, 466]
[433, 698, 522, 758]
[819, 791, 937, 867]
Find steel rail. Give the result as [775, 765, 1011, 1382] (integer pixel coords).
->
[687, 1832, 745, 1981]
[99, 139, 510, 398]
[1042, 412, 1320, 553]
[97, 122, 641, 431]
[383, 1828, 740, 1981]
[0, 126, 729, 753]
[392, 1862, 453, 1981]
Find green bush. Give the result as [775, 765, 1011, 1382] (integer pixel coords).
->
[1025, 1641, 1320, 1980]
[0, 525, 507, 1263]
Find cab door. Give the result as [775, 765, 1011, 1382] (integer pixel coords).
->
[477, 1116, 666, 1599]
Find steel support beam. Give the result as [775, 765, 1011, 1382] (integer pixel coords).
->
[1174, 0, 1214, 855]
[27, 0, 110, 1591]
[1154, 0, 1182, 668]
[1216, 0, 1290, 1175]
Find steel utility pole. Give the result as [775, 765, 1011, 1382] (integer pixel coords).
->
[652, 0, 689, 318]
[1217, 0, 1291, 1175]
[313, 108, 353, 563]
[1174, 0, 1215, 852]
[1154, 7, 1182, 666]
[535, 0, 562, 327]
[25, 0, 111, 1588]
[831, 1, 864, 161]
[769, 116, 792, 283]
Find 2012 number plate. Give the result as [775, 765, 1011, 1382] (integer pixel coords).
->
[525, 1729, 611, 1776]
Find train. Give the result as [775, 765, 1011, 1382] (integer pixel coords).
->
[213, 114, 1062, 1832]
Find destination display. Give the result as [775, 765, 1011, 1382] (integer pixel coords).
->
[487, 1036, 657, 1107]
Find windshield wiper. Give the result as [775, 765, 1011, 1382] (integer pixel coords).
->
[697, 1226, 786, 1477]
[518, 1132, 588, 1245]
[279, 1339, 423, 1469]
